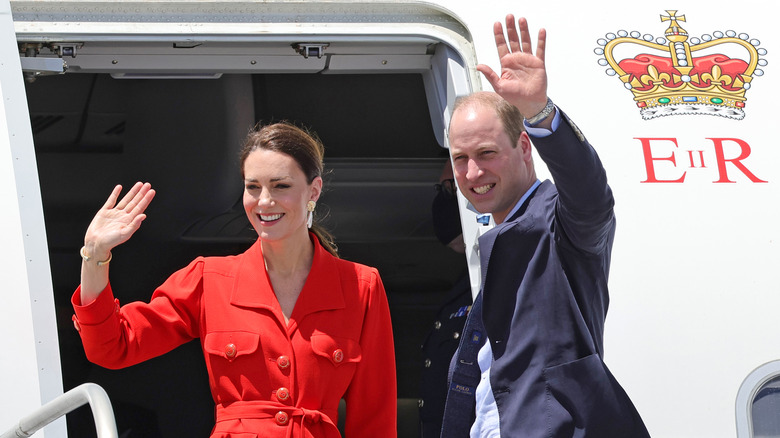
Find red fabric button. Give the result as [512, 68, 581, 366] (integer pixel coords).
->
[72, 315, 81, 332]
[277, 355, 290, 369]
[275, 411, 289, 425]
[225, 343, 237, 359]
[276, 387, 290, 401]
[332, 349, 344, 364]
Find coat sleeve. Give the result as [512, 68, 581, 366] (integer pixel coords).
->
[343, 267, 397, 437]
[531, 110, 616, 255]
[71, 258, 204, 369]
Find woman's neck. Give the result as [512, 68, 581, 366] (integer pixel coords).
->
[260, 230, 314, 276]
[260, 230, 315, 323]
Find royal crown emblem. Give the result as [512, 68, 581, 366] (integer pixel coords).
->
[595, 11, 767, 120]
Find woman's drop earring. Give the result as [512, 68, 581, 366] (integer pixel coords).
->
[307, 200, 316, 228]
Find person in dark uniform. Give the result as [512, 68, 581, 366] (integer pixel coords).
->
[419, 162, 473, 438]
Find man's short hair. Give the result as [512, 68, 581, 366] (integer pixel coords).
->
[451, 92, 525, 147]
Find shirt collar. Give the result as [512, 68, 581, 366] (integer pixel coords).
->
[503, 179, 541, 222]
[467, 179, 541, 224]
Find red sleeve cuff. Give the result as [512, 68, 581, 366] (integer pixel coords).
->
[72, 284, 119, 326]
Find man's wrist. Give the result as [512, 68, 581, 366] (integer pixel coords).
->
[524, 97, 554, 126]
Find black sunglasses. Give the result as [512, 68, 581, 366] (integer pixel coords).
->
[434, 178, 457, 198]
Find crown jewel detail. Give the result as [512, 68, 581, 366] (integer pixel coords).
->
[595, 11, 767, 120]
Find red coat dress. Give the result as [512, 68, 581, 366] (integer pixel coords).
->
[71, 235, 397, 437]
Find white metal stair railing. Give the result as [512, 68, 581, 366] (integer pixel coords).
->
[1, 383, 118, 438]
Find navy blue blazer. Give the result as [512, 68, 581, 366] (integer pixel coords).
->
[441, 112, 650, 437]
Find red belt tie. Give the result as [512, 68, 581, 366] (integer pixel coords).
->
[215, 401, 341, 438]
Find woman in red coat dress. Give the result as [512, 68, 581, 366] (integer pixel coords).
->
[71, 123, 397, 437]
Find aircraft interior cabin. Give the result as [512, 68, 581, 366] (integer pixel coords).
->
[26, 68, 466, 437]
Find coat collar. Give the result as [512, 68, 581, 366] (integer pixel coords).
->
[230, 233, 346, 321]
[478, 180, 549, 284]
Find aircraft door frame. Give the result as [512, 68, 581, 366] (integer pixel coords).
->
[0, 0, 64, 435]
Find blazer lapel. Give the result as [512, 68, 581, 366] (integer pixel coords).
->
[478, 182, 544, 286]
[230, 240, 278, 313]
[290, 237, 346, 320]
[228, 236, 345, 330]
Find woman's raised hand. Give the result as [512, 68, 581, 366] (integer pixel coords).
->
[83, 182, 156, 258]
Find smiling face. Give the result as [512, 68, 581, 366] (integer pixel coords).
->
[242, 148, 322, 244]
[449, 103, 536, 224]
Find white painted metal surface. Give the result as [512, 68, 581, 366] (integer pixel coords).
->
[0, 0, 62, 436]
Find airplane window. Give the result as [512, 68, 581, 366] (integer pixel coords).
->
[752, 375, 780, 437]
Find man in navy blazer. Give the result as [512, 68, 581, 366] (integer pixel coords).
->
[440, 15, 651, 437]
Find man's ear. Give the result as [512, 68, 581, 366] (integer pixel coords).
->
[517, 131, 533, 162]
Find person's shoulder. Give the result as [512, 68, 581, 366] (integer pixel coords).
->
[335, 257, 380, 283]
[198, 252, 245, 276]
[502, 180, 556, 225]
[536, 180, 556, 197]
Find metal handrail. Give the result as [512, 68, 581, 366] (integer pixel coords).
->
[1, 383, 118, 438]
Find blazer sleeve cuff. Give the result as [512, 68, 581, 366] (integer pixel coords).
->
[72, 283, 119, 326]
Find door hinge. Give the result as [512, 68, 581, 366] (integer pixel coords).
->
[292, 43, 329, 59]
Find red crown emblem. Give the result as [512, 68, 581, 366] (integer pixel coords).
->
[595, 10, 767, 120]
